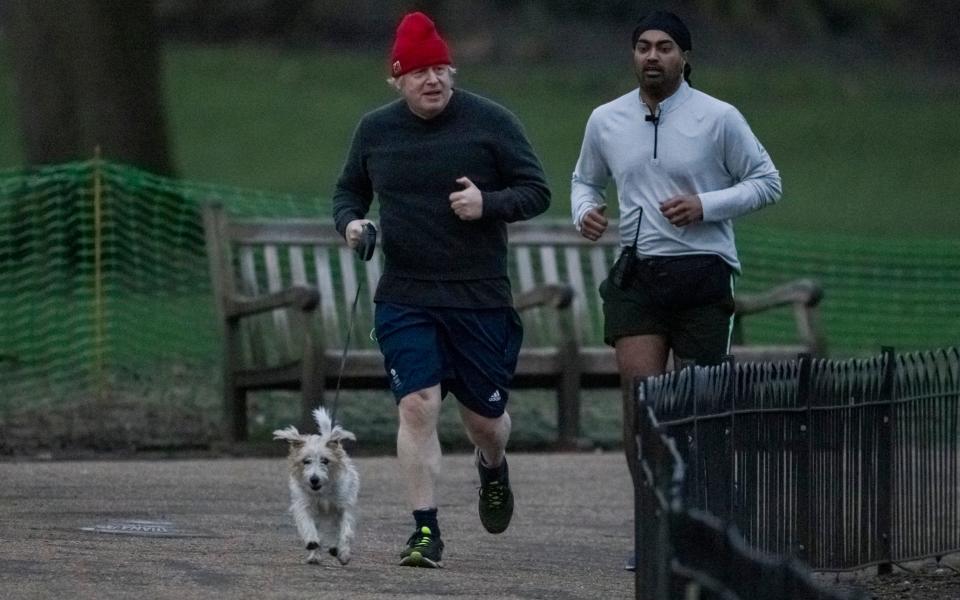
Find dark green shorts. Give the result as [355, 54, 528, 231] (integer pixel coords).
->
[600, 254, 736, 365]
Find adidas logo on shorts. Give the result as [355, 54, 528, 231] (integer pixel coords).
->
[488, 390, 502, 403]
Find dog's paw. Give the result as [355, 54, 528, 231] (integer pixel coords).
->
[306, 550, 321, 565]
[328, 547, 338, 557]
[335, 547, 351, 565]
[306, 541, 320, 551]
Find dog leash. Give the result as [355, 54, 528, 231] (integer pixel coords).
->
[329, 277, 362, 425]
[329, 223, 377, 424]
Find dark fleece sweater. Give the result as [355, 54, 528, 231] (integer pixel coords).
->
[332, 89, 550, 308]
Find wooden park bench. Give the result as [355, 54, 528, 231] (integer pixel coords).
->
[203, 204, 825, 446]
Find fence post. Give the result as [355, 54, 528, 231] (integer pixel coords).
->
[91, 147, 108, 405]
[635, 377, 677, 600]
[635, 378, 650, 600]
[796, 353, 812, 564]
[724, 354, 738, 524]
[877, 346, 895, 575]
[719, 354, 735, 520]
[686, 359, 700, 508]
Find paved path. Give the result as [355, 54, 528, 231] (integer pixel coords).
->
[0, 452, 635, 599]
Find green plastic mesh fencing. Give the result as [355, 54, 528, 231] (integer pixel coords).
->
[0, 160, 958, 421]
[0, 160, 325, 436]
[735, 228, 960, 354]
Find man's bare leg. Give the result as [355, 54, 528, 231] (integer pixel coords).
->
[397, 384, 443, 511]
[459, 405, 511, 468]
[615, 334, 670, 488]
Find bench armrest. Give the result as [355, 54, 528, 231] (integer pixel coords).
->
[733, 278, 826, 356]
[735, 278, 823, 315]
[514, 284, 575, 312]
[225, 286, 320, 320]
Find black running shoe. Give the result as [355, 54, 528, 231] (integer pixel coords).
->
[399, 526, 444, 568]
[476, 448, 514, 534]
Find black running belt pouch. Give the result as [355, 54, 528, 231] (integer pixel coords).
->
[610, 208, 643, 291]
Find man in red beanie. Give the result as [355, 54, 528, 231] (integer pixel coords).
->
[333, 11, 550, 568]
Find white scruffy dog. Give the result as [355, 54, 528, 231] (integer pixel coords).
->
[273, 407, 359, 565]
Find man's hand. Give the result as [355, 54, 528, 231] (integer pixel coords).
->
[344, 219, 374, 249]
[449, 177, 483, 221]
[659, 195, 703, 227]
[579, 204, 608, 241]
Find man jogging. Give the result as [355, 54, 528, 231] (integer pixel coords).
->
[571, 10, 782, 569]
[333, 11, 551, 568]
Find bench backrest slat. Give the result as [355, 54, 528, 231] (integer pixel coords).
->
[263, 244, 293, 357]
[238, 245, 259, 296]
[513, 246, 548, 344]
[514, 246, 535, 292]
[313, 245, 342, 348]
[332, 246, 381, 350]
[563, 246, 590, 341]
[337, 246, 359, 318]
[237, 246, 270, 365]
[289, 246, 308, 287]
[539, 246, 560, 284]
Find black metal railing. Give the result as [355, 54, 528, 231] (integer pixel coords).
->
[639, 346, 960, 573]
[634, 402, 869, 599]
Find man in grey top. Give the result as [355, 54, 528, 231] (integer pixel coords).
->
[570, 10, 781, 569]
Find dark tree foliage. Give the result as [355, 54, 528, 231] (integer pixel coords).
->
[149, 0, 959, 59]
[2, 0, 173, 174]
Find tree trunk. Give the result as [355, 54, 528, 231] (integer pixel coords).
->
[2, 0, 173, 174]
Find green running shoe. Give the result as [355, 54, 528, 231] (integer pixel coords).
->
[476, 448, 514, 534]
[399, 526, 444, 568]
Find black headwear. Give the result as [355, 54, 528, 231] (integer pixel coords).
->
[631, 11, 691, 50]
[631, 10, 692, 84]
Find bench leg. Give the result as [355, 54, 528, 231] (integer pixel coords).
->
[223, 321, 248, 442]
[557, 376, 581, 449]
[300, 378, 325, 433]
[297, 313, 325, 432]
[556, 341, 581, 449]
[224, 384, 248, 442]
[300, 353, 326, 432]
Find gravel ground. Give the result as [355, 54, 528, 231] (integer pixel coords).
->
[2, 399, 958, 599]
[847, 562, 960, 600]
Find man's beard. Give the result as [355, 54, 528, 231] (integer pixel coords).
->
[638, 67, 682, 98]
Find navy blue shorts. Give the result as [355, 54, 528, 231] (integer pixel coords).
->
[374, 302, 523, 418]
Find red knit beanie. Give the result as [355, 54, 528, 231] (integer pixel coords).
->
[389, 12, 451, 77]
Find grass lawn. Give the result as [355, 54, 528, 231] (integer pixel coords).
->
[1, 44, 958, 238]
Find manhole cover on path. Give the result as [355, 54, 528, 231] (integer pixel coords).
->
[80, 519, 215, 538]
